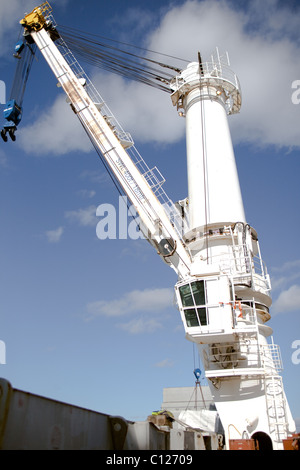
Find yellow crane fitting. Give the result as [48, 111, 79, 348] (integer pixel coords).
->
[20, 2, 52, 32]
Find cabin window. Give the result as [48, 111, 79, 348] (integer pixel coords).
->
[179, 281, 208, 327]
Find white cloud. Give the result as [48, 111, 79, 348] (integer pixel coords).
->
[143, 0, 300, 149]
[90, 1, 300, 149]
[154, 358, 174, 368]
[45, 226, 64, 243]
[12, 0, 300, 154]
[91, 72, 185, 145]
[244, 0, 300, 43]
[86, 287, 173, 333]
[272, 284, 300, 315]
[117, 316, 163, 335]
[77, 189, 96, 199]
[86, 287, 173, 319]
[270, 259, 300, 315]
[18, 95, 91, 156]
[270, 258, 300, 291]
[272, 259, 300, 273]
[65, 205, 97, 227]
[80, 169, 110, 185]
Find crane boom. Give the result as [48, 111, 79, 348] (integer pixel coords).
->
[19, 5, 191, 279]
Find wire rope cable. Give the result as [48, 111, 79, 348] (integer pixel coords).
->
[9, 42, 37, 106]
[198, 52, 210, 263]
[55, 24, 190, 93]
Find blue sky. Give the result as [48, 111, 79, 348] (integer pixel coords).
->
[0, 0, 299, 427]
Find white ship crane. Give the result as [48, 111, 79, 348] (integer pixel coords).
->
[3, 2, 296, 450]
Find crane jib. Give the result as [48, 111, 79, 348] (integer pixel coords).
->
[19, 19, 191, 278]
[115, 157, 146, 204]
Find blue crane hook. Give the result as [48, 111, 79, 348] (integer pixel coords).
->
[193, 368, 202, 381]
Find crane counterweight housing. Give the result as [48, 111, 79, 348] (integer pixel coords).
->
[2, 2, 295, 450]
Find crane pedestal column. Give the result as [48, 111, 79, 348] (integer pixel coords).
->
[171, 53, 296, 449]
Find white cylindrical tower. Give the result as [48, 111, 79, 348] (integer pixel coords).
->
[172, 50, 296, 450]
[171, 52, 244, 234]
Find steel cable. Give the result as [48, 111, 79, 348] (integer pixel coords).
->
[56, 24, 189, 93]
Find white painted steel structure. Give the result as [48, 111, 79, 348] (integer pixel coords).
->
[20, 4, 296, 450]
[170, 50, 296, 450]
[170, 58, 245, 231]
